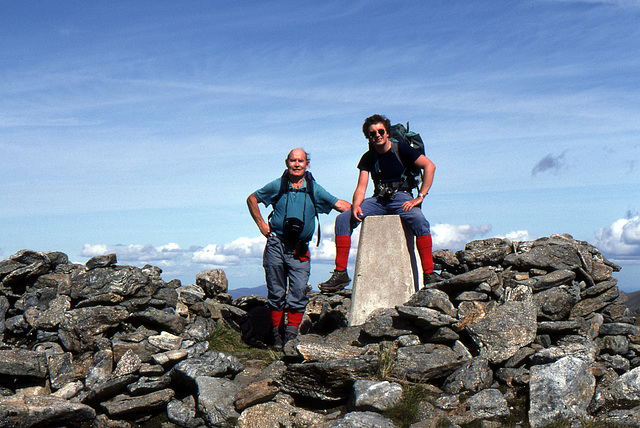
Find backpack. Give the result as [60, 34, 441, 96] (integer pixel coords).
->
[371, 122, 426, 192]
[271, 170, 321, 246]
[388, 122, 425, 191]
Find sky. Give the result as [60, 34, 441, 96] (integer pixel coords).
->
[1, 0, 639, 292]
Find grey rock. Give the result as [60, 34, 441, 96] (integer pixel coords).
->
[570, 286, 620, 318]
[466, 388, 509, 420]
[434, 267, 500, 293]
[130, 307, 188, 335]
[349, 380, 403, 412]
[328, 411, 399, 427]
[537, 320, 581, 333]
[443, 358, 493, 394]
[288, 334, 366, 362]
[520, 269, 576, 291]
[456, 238, 513, 268]
[361, 308, 415, 339]
[504, 239, 582, 271]
[601, 322, 640, 336]
[392, 344, 470, 382]
[167, 398, 205, 428]
[58, 305, 130, 353]
[172, 351, 244, 385]
[112, 349, 142, 378]
[196, 269, 229, 297]
[0, 349, 48, 378]
[47, 352, 76, 390]
[86, 348, 114, 391]
[465, 301, 537, 364]
[234, 378, 280, 412]
[281, 355, 378, 401]
[196, 376, 240, 427]
[405, 288, 457, 317]
[127, 374, 172, 395]
[101, 388, 175, 417]
[454, 291, 488, 301]
[237, 401, 325, 428]
[534, 286, 579, 321]
[496, 367, 530, 386]
[395, 306, 457, 328]
[86, 253, 117, 270]
[529, 356, 595, 428]
[0, 394, 95, 428]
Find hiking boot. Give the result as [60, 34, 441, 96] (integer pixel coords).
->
[272, 327, 283, 351]
[319, 269, 350, 293]
[284, 325, 298, 345]
[423, 272, 443, 286]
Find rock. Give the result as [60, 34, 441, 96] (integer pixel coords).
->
[101, 388, 175, 417]
[0, 234, 637, 428]
[443, 358, 493, 394]
[196, 376, 240, 427]
[529, 356, 595, 428]
[0, 394, 95, 428]
[348, 380, 403, 412]
[86, 253, 117, 270]
[392, 344, 470, 382]
[465, 300, 537, 364]
[280, 355, 379, 401]
[237, 401, 325, 428]
[466, 388, 510, 420]
[234, 378, 280, 411]
[196, 269, 229, 297]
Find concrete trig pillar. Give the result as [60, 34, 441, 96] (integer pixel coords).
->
[348, 215, 422, 326]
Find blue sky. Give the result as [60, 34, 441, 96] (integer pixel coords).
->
[2, 0, 639, 292]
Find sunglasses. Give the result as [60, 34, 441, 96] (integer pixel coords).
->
[368, 129, 386, 139]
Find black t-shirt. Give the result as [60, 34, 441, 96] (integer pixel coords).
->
[357, 141, 421, 183]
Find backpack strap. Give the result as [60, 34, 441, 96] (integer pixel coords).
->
[271, 170, 321, 246]
[371, 141, 412, 193]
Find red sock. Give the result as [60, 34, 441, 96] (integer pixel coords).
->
[416, 234, 434, 274]
[270, 309, 284, 328]
[335, 235, 351, 271]
[287, 310, 304, 328]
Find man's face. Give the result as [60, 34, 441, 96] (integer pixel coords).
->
[286, 149, 309, 179]
[367, 122, 389, 148]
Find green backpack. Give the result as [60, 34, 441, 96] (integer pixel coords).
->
[371, 122, 426, 192]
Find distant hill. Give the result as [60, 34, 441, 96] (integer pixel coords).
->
[627, 289, 640, 312]
[228, 284, 268, 300]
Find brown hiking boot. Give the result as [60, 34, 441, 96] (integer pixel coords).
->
[423, 271, 443, 286]
[319, 269, 350, 293]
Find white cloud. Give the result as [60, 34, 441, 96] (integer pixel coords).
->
[81, 243, 111, 257]
[594, 216, 640, 260]
[431, 223, 493, 250]
[501, 230, 537, 242]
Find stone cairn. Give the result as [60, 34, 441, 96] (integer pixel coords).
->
[1, 233, 640, 427]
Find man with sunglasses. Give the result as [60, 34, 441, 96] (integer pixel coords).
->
[248, 148, 350, 349]
[319, 114, 437, 293]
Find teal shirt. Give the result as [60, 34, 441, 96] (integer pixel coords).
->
[255, 177, 338, 242]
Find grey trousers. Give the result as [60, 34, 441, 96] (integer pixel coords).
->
[263, 234, 310, 311]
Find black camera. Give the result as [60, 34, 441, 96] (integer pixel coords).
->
[283, 217, 304, 242]
[376, 184, 397, 200]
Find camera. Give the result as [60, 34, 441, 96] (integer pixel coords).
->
[283, 217, 304, 242]
[376, 184, 397, 200]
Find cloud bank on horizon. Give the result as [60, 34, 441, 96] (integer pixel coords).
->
[76, 215, 640, 286]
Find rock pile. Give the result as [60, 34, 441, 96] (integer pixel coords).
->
[1, 233, 639, 427]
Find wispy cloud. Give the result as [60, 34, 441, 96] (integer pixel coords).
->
[531, 151, 569, 176]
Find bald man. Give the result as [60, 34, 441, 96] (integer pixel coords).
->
[247, 148, 350, 349]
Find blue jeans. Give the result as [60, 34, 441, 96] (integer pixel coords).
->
[263, 234, 310, 312]
[335, 192, 431, 237]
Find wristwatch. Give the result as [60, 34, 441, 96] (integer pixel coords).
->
[418, 192, 428, 198]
